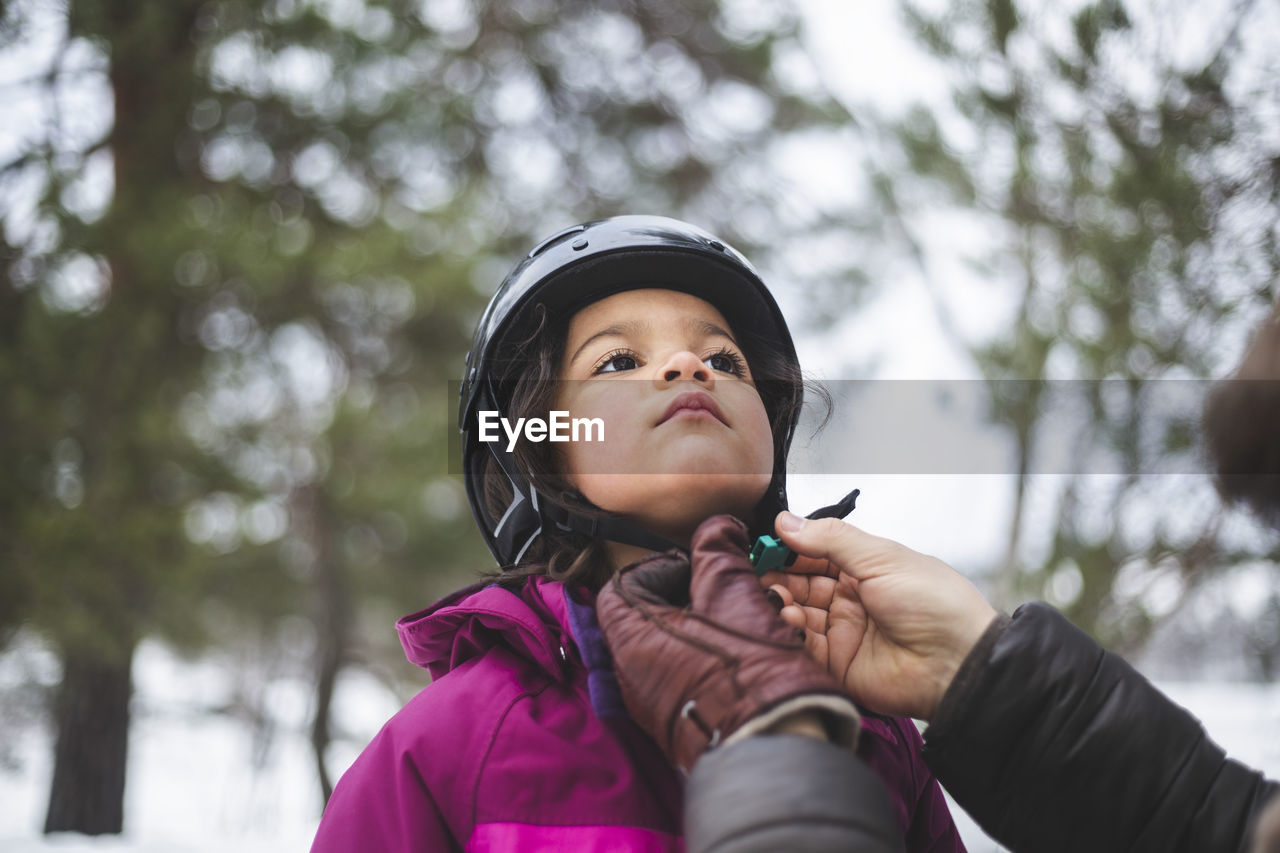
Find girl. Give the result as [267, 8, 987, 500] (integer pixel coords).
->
[311, 215, 965, 851]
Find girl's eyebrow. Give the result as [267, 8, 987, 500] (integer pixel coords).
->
[568, 320, 647, 367]
[567, 317, 738, 367]
[690, 318, 739, 347]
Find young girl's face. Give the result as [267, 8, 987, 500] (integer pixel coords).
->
[555, 288, 775, 547]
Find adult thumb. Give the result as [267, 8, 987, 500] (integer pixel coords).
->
[774, 510, 808, 536]
[773, 511, 882, 580]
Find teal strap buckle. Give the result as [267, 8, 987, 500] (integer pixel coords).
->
[749, 535, 797, 576]
[748, 488, 860, 577]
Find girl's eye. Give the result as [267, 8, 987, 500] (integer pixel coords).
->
[706, 349, 746, 375]
[590, 347, 744, 375]
[594, 350, 639, 374]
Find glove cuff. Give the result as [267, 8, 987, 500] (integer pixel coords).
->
[722, 694, 862, 751]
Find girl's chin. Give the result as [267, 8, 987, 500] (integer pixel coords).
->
[632, 488, 769, 540]
[581, 474, 766, 513]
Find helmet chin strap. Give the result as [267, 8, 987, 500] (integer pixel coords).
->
[483, 432, 686, 558]
[541, 476, 791, 561]
[514, 463, 860, 575]
[540, 497, 687, 556]
[483, 414, 799, 564]
[543, 484, 860, 566]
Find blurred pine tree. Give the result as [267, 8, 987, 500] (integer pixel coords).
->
[0, 0, 867, 828]
[882, 0, 1280, 653]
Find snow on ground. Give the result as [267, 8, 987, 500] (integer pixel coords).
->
[1, 639, 1278, 852]
[0, 638, 397, 852]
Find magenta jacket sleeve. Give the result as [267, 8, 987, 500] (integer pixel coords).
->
[310, 725, 461, 853]
[857, 714, 967, 852]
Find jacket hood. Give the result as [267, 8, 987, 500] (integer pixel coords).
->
[397, 577, 578, 683]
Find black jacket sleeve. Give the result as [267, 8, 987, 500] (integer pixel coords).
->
[922, 602, 1280, 853]
[685, 733, 904, 853]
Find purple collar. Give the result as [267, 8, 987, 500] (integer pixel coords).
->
[562, 585, 628, 718]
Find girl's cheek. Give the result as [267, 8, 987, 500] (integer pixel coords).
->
[584, 382, 636, 414]
[569, 388, 643, 440]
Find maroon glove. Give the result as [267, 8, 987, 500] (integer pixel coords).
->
[596, 515, 861, 773]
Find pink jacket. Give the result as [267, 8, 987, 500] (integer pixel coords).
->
[311, 576, 964, 851]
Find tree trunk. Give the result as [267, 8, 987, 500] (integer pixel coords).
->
[312, 610, 346, 805]
[43, 645, 134, 835]
[295, 483, 350, 805]
[38, 1, 199, 831]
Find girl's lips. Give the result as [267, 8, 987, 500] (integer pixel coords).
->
[658, 391, 728, 426]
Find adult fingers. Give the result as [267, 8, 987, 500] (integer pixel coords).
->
[777, 602, 804, 629]
[783, 553, 839, 579]
[779, 601, 832, 633]
[764, 582, 794, 609]
[759, 570, 836, 609]
[773, 512, 904, 582]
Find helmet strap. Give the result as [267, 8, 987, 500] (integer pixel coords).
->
[483, 429, 685, 560]
[541, 497, 685, 556]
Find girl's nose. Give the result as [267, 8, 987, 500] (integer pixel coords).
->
[658, 350, 713, 386]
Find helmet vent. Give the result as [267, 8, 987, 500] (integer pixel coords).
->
[528, 224, 587, 259]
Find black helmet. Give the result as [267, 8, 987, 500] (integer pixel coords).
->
[459, 214, 802, 566]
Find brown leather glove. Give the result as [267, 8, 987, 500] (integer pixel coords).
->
[596, 515, 861, 773]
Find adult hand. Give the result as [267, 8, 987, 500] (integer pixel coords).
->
[760, 512, 999, 721]
[596, 515, 861, 773]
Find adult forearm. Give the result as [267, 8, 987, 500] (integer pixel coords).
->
[922, 602, 1278, 853]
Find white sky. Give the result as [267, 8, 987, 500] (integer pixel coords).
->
[785, 0, 1014, 572]
[786, 0, 1279, 588]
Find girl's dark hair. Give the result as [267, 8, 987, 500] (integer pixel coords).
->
[480, 300, 828, 593]
[1204, 301, 1280, 527]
